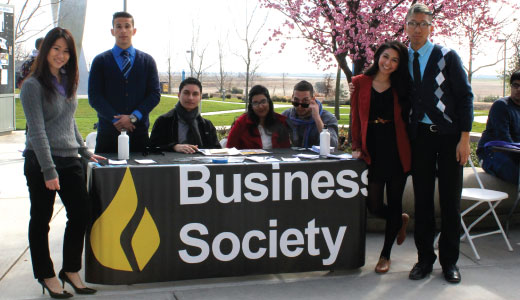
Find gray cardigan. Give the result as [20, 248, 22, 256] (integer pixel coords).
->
[20, 77, 92, 181]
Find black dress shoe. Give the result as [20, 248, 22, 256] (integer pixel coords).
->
[58, 270, 97, 294]
[443, 265, 461, 284]
[37, 279, 73, 299]
[409, 262, 433, 280]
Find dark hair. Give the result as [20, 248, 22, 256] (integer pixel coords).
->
[406, 3, 433, 21]
[35, 38, 44, 50]
[511, 71, 520, 84]
[113, 11, 134, 27]
[32, 27, 78, 101]
[179, 77, 202, 94]
[293, 80, 314, 98]
[364, 41, 410, 101]
[247, 85, 289, 144]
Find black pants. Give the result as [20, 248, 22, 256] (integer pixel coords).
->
[411, 124, 462, 268]
[366, 173, 407, 259]
[95, 125, 149, 154]
[24, 151, 89, 280]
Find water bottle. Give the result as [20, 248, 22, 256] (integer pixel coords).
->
[118, 130, 129, 160]
[320, 125, 330, 158]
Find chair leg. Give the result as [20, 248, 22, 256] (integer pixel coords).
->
[489, 201, 514, 252]
[461, 214, 480, 260]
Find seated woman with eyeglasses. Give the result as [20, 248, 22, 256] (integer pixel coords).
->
[226, 85, 291, 149]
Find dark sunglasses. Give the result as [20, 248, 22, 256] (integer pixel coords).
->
[292, 102, 310, 108]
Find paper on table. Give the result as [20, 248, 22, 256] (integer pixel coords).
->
[239, 149, 270, 155]
[135, 159, 157, 164]
[198, 148, 241, 156]
[281, 157, 301, 162]
[293, 154, 320, 159]
[310, 145, 335, 154]
[327, 153, 353, 160]
[108, 159, 127, 165]
[246, 156, 280, 162]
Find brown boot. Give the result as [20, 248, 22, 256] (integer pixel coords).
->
[375, 257, 391, 274]
[397, 213, 409, 245]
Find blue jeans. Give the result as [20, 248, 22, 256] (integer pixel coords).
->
[479, 147, 520, 185]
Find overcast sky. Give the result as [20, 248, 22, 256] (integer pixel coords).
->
[9, 0, 517, 77]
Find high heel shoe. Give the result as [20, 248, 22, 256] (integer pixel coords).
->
[58, 270, 97, 295]
[38, 279, 73, 299]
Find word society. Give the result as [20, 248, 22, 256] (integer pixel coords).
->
[179, 219, 346, 265]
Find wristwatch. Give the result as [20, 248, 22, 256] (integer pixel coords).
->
[129, 114, 137, 124]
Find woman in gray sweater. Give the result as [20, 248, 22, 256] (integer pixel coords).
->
[21, 27, 104, 298]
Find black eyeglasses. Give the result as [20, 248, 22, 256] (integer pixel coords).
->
[251, 99, 268, 107]
[407, 21, 431, 29]
[292, 102, 310, 108]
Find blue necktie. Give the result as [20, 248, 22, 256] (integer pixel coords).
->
[121, 50, 131, 78]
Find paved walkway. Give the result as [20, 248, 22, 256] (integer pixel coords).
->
[0, 131, 519, 300]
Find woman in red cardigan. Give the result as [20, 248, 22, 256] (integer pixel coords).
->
[227, 85, 291, 149]
[351, 41, 412, 274]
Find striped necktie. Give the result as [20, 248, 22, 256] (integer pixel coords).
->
[121, 50, 131, 78]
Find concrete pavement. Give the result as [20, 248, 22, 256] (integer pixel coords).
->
[0, 130, 519, 300]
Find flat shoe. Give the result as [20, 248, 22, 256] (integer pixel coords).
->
[375, 257, 391, 274]
[397, 213, 409, 245]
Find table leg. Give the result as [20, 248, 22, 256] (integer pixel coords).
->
[505, 163, 520, 235]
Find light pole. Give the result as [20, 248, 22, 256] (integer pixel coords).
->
[498, 38, 507, 97]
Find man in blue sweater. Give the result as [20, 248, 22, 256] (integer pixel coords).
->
[405, 4, 473, 284]
[477, 71, 520, 184]
[88, 11, 160, 153]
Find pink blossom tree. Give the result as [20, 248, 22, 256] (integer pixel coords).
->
[260, 0, 510, 82]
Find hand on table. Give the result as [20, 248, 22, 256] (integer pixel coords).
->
[174, 144, 199, 154]
[90, 154, 107, 163]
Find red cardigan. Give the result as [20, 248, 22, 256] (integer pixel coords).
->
[351, 74, 411, 172]
[227, 113, 291, 149]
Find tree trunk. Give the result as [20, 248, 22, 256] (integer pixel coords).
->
[468, 46, 473, 84]
[245, 63, 250, 112]
[334, 66, 341, 120]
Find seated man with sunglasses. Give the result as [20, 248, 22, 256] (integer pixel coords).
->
[476, 70, 520, 184]
[282, 80, 338, 149]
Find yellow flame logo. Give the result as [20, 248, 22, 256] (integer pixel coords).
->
[90, 168, 160, 271]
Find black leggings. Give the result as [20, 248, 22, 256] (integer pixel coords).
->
[366, 173, 407, 259]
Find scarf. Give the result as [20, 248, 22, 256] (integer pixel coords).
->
[175, 101, 203, 147]
[288, 99, 324, 148]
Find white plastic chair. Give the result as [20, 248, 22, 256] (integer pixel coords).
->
[86, 132, 97, 150]
[457, 158, 513, 260]
[220, 138, 227, 148]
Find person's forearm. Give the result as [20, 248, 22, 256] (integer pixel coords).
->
[314, 114, 324, 132]
[460, 131, 470, 143]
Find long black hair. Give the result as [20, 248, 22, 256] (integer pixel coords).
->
[247, 85, 289, 144]
[364, 41, 410, 103]
[31, 27, 78, 101]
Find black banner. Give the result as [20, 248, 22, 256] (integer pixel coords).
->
[86, 158, 367, 284]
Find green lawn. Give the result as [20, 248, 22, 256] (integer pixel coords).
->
[15, 97, 488, 138]
[16, 97, 248, 138]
